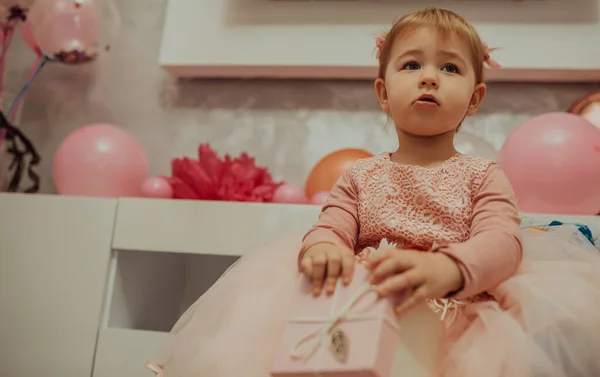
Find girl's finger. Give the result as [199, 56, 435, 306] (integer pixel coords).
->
[340, 250, 355, 285]
[370, 253, 417, 283]
[395, 284, 428, 315]
[376, 269, 424, 296]
[300, 256, 313, 277]
[364, 248, 393, 268]
[324, 248, 342, 295]
[311, 254, 327, 296]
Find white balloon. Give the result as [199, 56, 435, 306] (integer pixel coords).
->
[454, 132, 498, 160]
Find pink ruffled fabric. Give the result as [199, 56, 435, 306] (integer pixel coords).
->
[151, 225, 600, 377]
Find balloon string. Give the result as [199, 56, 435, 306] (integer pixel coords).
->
[0, 28, 13, 155]
[0, 125, 5, 154]
[0, 28, 14, 100]
[0, 30, 6, 99]
[7, 56, 50, 122]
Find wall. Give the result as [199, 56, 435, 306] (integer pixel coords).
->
[5, 0, 600, 193]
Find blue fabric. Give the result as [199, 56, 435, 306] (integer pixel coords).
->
[547, 221, 595, 246]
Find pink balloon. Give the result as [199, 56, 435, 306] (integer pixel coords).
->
[310, 191, 330, 205]
[499, 112, 600, 215]
[28, 0, 119, 63]
[141, 176, 173, 199]
[19, 21, 42, 56]
[273, 184, 307, 204]
[53, 123, 149, 198]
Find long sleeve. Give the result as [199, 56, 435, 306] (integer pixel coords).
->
[298, 166, 360, 265]
[434, 163, 523, 300]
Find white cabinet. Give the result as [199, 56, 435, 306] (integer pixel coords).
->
[0, 194, 322, 377]
[2, 193, 598, 377]
[92, 198, 320, 377]
[0, 193, 117, 377]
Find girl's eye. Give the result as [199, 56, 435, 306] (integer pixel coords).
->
[442, 64, 460, 73]
[402, 61, 420, 70]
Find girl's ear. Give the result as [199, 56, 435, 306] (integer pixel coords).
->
[374, 78, 390, 113]
[466, 83, 486, 116]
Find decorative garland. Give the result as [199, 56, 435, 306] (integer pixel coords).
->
[0, 110, 40, 192]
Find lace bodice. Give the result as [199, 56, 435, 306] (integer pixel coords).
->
[346, 153, 493, 252]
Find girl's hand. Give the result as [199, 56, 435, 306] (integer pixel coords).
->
[365, 249, 463, 314]
[300, 243, 355, 296]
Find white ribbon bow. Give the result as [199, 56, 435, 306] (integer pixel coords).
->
[427, 298, 466, 324]
[145, 361, 164, 376]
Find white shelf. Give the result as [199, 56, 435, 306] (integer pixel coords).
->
[160, 0, 600, 82]
[113, 198, 320, 256]
[104, 249, 239, 332]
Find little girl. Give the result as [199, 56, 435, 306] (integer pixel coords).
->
[151, 8, 600, 377]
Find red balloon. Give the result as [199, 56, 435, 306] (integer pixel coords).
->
[305, 148, 373, 199]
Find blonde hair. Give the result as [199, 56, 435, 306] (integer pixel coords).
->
[377, 8, 487, 83]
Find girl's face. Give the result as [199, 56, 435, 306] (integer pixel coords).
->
[374, 27, 486, 137]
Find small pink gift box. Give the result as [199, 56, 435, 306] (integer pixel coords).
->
[270, 264, 403, 377]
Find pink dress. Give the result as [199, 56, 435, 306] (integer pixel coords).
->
[152, 153, 600, 377]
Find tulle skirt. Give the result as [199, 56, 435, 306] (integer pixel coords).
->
[149, 225, 600, 377]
